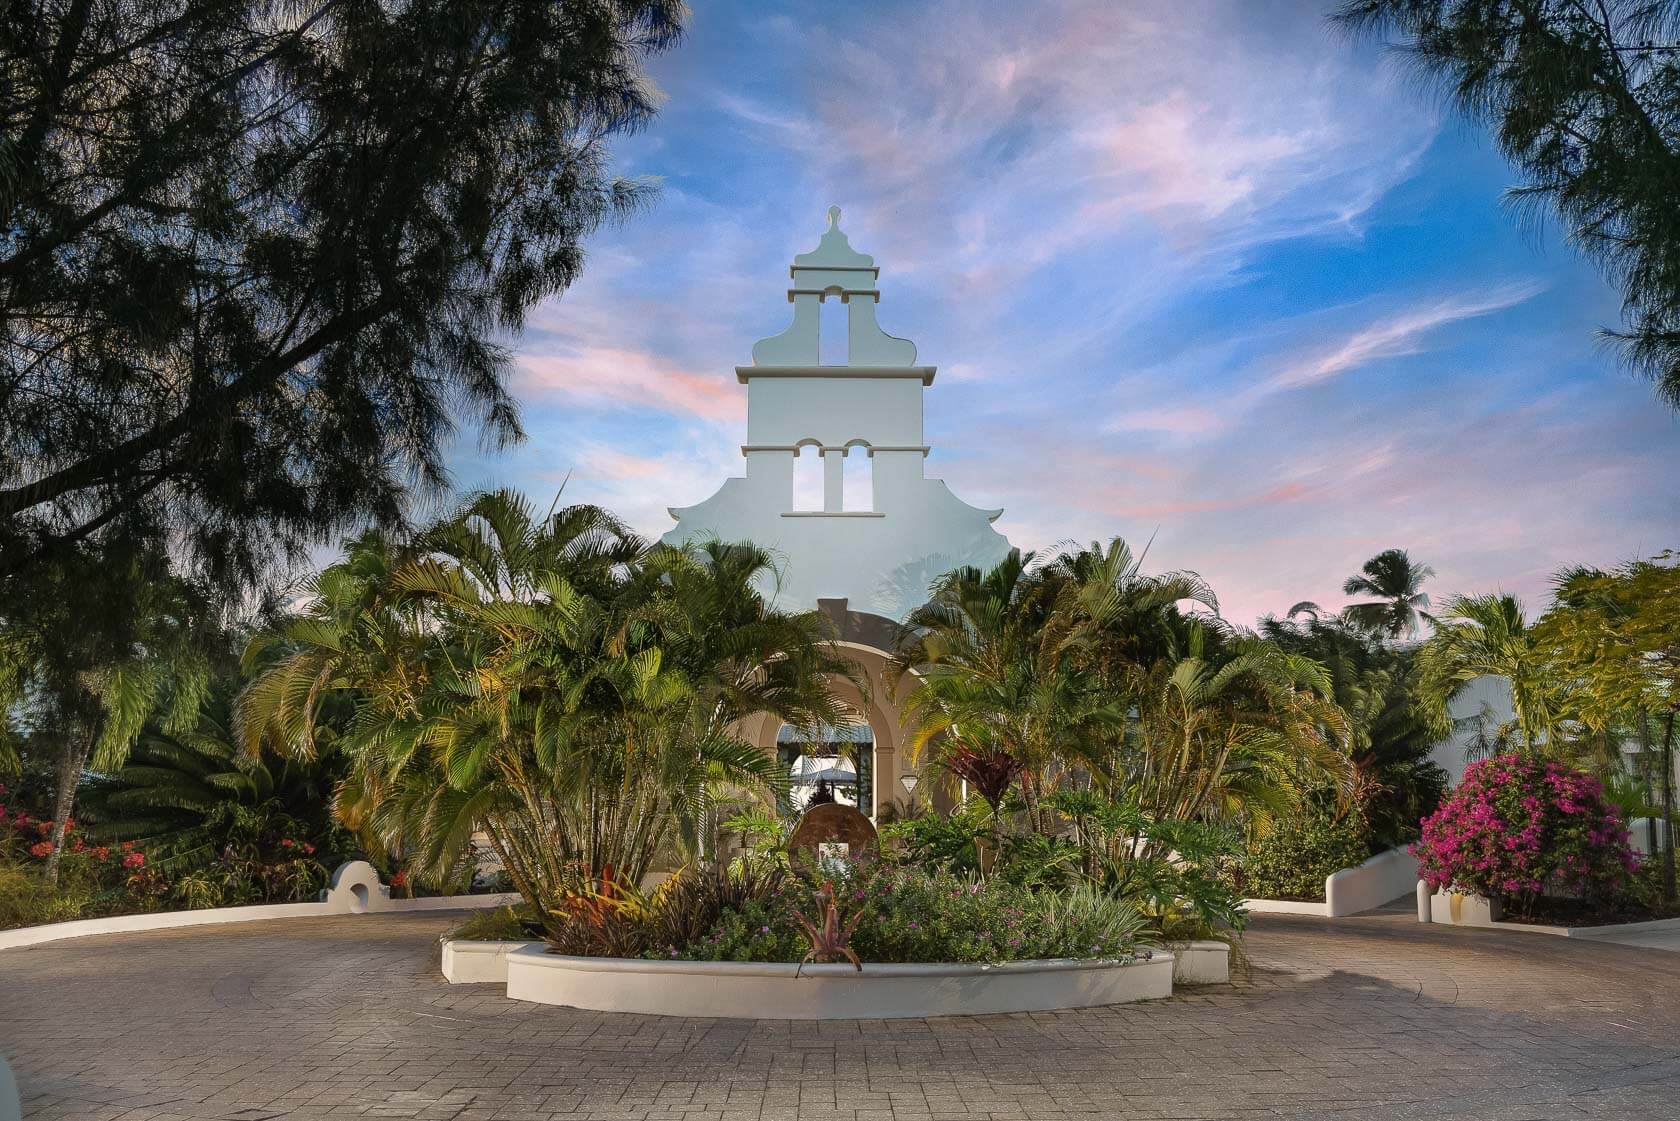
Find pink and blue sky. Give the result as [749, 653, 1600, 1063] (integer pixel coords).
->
[448, 0, 1679, 629]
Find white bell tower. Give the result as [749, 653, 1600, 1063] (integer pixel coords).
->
[664, 207, 1011, 620]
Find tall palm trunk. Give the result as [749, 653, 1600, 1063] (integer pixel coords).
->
[1638, 711, 1659, 857]
[1663, 709, 1676, 904]
[43, 731, 93, 884]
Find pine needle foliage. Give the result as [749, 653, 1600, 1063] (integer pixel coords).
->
[1336, 1, 1680, 410]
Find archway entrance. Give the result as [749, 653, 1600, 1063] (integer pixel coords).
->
[776, 721, 873, 816]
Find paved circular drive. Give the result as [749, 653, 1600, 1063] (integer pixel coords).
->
[3, 908, 1679, 1119]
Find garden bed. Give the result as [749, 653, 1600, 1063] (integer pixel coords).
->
[1496, 896, 1675, 928]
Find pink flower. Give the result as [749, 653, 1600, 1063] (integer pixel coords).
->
[28, 841, 53, 858]
[121, 852, 145, 869]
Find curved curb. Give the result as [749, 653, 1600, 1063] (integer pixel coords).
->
[505, 945, 1175, 1019]
[0, 859, 519, 951]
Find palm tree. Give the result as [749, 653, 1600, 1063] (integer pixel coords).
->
[239, 490, 853, 927]
[1342, 549, 1434, 639]
[1415, 593, 1561, 754]
[1127, 627, 1352, 840]
[1043, 536, 1219, 673]
[890, 550, 1122, 836]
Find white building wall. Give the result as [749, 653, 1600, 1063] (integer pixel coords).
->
[665, 208, 1011, 620]
[1428, 673, 1517, 786]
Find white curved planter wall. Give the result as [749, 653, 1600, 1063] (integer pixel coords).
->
[505, 946, 1174, 1019]
[1244, 847, 1419, 919]
[1326, 848, 1419, 917]
[445, 937, 1231, 991]
[0, 860, 519, 951]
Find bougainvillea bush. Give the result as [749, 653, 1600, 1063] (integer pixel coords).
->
[1411, 754, 1638, 915]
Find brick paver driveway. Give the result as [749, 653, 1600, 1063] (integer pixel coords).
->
[4, 907, 1679, 1120]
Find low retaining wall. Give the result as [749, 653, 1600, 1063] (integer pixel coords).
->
[504, 946, 1175, 1019]
[1566, 915, 1680, 941]
[1243, 898, 1329, 916]
[1327, 848, 1419, 917]
[441, 938, 540, 983]
[1417, 882, 1680, 940]
[1245, 847, 1419, 919]
[445, 937, 1227, 991]
[0, 860, 519, 951]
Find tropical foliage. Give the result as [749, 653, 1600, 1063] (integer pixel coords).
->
[79, 686, 352, 877]
[1255, 605, 1445, 850]
[878, 539, 1356, 933]
[664, 859, 1148, 966]
[891, 540, 1352, 845]
[237, 490, 854, 935]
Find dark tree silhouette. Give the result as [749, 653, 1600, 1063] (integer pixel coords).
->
[1336, 1, 1680, 411]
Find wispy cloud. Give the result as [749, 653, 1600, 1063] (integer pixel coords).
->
[464, 0, 1679, 636]
[1263, 283, 1545, 392]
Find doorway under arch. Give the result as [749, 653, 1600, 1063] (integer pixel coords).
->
[777, 721, 873, 816]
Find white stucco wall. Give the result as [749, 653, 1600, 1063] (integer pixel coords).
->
[1428, 674, 1517, 787]
[663, 208, 1011, 619]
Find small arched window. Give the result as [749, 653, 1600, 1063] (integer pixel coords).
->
[842, 441, 872, 511]
[791, 440, 823, 511]
[819, 291, 847, 365]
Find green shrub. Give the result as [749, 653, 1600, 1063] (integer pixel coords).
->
[1241, 807, 1371, 902]
[665, 859, 1150, 965]
[448, 904, 538, 942]
[0, 856, 66, 928]
[878, 802, 988, 874]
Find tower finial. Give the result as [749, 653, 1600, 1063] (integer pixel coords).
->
[827, 205, 841, 230]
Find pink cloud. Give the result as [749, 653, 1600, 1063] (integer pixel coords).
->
[1083, 93, 1311, 223]
[514, 345, 744, 422]
[1106, 405, 1223, 436]
[1120, 481, 1311, 520]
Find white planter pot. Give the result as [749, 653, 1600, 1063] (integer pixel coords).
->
[505, 946, 1175, 1019]
[1427, 889, 1503, 926]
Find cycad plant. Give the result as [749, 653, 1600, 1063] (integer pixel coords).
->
[79, 687, 346, 873]
[238, 490, 854, 932]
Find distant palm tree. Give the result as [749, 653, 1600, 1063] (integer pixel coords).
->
[1342, 549, 1434, 639]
